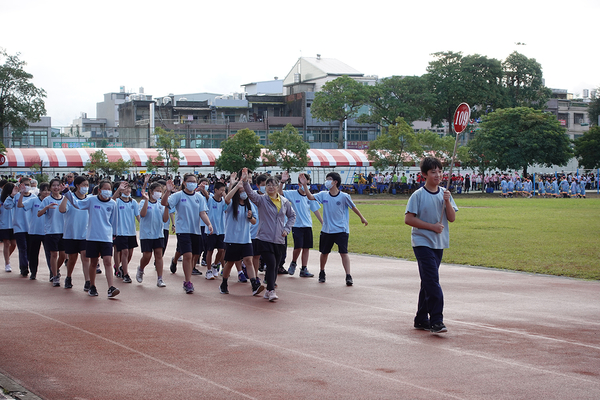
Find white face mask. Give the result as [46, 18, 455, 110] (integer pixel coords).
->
[101, 190, 112, 198]
[121, 193, 131, 198]
[79, 186, 88, 195]
[186, 182, 198, 192]
[259, 186, 266, 193]
[239, 192, 248, 200]
[325, 180, 334, 190]
[152, 192, 161, 200]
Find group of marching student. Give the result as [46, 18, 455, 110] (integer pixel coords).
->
[498, 175, 588, 198]
[0, 168, 369, 301]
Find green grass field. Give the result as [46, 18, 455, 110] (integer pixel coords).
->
[289, 193, 600, 280]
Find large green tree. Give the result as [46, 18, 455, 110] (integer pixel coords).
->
[310, 75, 368, 148]
[366, 117, 420, 173]
[263, 124, 309, 172]
[147, 127, 183, 177]
[415, 130, 456, 163]
[475, 107, 572, 174]
[357, 75, 434, 127]
[0, 49, 46, 143]
[573, 126, 600, 169]
[216, 128, 262, 173]
[502, 51, 551, 109]
[85, 149, 133, 177]
[587, 90, 600, 126]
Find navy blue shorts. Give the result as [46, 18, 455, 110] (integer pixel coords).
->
[292, 227, 313, 249]
[44, 233, 65, 252]
[114, 235, 139, 252]
[86, 241, 113, 259]
[0, 229, 14, 241]
[206, 234, 225, 251]
[176, 233, 202, 255]
[141, 238, 165, 253]
[319, 232, 349, 254]
[64, 239, 87, 255]
[224, 243, 253, 262]
[252, 238, 260, 256]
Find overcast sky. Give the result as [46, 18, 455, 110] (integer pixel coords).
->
[2, 0, 598, 126]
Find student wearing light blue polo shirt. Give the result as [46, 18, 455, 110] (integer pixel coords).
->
[38, 179, 67, 287]
[5, 178, 35, 277]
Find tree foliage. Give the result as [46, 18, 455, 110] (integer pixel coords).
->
[148, 127, 182, 177]
[475, 107, 572, 174]
[366, 117, 420, 173]
[587, 90, 600, 127]
[216, 128, 262, 173]
[84, 149, 133, 177]
[263, 124, 309, 172]
[414, 130, 456, 162]
[310, 75, 368, 148]
[573, 126, 600, 169]
[502, 51, 551, 109]
[0, 49, 46, 141]
[357, 75, 434, 126]
[30, 163, 49, 183]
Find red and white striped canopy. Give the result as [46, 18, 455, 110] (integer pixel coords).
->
[0, 148, 371, 168]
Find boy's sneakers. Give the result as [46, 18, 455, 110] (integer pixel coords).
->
[83, 280, 91, 292]
[430, 323, 448, 334]
[219, 282, 229, 294]
[205, 269, 215, 280]
[241, 263, 249, 280]
[211, 264, 220, 278]
[5, 264, 11, 272]
[238, 271, 248, 283]
[251, 280, 264, 296]
[299, 267, 314, 277]
[122, 274, 132, 283]
[88, 285, 98, 297]
[318, 270, 326, 283]
[201, 259, 207, 266]
[64, 276, 73, 289]
[288, 261, 297, 276]
[96, 266, 102, 274]
[170, 258, 177, 274]
[157, 278, 166, 287]
[136, 267, 144, 283]
[52, 275, 60, 287]
[345, 274, 353, 286]
[107, 286, 120, 298]
[192, 267, 202, 276]
[264, 290, 278, 302]
[183, 281, 194, 294]
[277, 265, 289, 274]
[414, 320, 430, 331]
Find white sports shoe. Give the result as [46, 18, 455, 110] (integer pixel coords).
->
[157, 278, 166, 287]
[5, 264, 11, 273]
[205, 269, 214, 280]
[263, 290, 270, 299]
[136, 267, 144, 283]
[268, 290, 278, 302]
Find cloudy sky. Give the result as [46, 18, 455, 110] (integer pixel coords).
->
[2, 0, 598, 126]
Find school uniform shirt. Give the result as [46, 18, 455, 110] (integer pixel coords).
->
[40, 195, 65, 234]
[0, 199, 14, 230]
[113, 198, 139, 236]
[405, 186, 458, 249]
[560, 180, 569, 193]
[552, 181, 559, 194]
[313, 191, 356, 234]
[223, 202, 255, 244]
[4, 193, 35, 233]
[207, 194, 228, 235]
[27, 196, 46, 235]
[249, 201, 259, 240]
[68, 193, 117, 243]
[282, 189, 320, 228]
[138, 199, 165, 240]
[167, 191, 208, 235]
[61, 199, 89, 241]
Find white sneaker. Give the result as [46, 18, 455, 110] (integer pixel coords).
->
[5, 264, 11, 273]
[136, 267, 144, 283]
[157, 278, 166, 287]
[263, 290, 270, 299]
[205, 269, 214, 280]
[268, 290, 278, 302]
[178, 256, 183, 261]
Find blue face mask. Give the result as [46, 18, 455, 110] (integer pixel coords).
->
[186, 182, 198, 192]
[325, 180, 334, 189]
[101, 190, 112, 198]
[239, 192, 248, 200]
[259, 186, 266, 193]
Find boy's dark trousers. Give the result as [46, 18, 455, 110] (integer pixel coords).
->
[413, 246, 444, 326]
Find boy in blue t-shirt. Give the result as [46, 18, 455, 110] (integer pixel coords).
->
[405, 157, 458, 334]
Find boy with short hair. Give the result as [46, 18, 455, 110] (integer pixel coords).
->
[404, 157, 458, 334]
[301, 172, 368, 286]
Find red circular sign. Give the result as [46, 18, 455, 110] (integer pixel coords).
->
[0, 154, 5, 165]
[453, 103, 471, 134]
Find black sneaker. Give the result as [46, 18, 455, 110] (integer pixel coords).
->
[258, 265, 265, 272]
[277, 265, 289, 275]
[318, 270, 326, 283]
[170, 258, 177, 274]
[116, 266, 124, 278]
[299, 267, 314, 277]
[219, 282, 229, 294]
[122, 274, 132, 283]
[345, 274, 353, 286]
[88, 285, 98, 297]
[251, 280, 265, 296]
[96, 265, 102, 274]
[430, 323, 448, 334]
[83, 280, 91, 292]
[107, 286, 120, 298]
[64, 276, 73, 289]
[192, 267, 202, 276]
[414, 320, 430, 331]
[29, 274, 36, 280]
